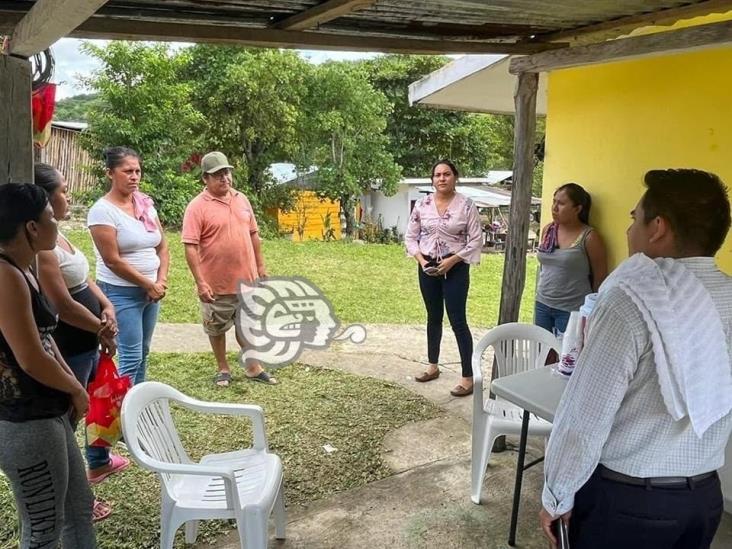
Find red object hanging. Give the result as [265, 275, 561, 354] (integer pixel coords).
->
[31, 83, 57, 148]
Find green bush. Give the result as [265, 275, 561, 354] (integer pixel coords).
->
[140, 171, 202, 228]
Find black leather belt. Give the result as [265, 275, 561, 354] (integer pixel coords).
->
[599, 464, 716, 488]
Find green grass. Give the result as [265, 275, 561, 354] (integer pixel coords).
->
[0, 353, 441, 549]
[67, 230, 538, 327]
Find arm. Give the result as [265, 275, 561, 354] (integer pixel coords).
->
[87, 278, 117, 355]
[36, 250, 106, 336]
[251, 231, 267, 278]
[404, 204, 427, 268]
[0, 265, 86, 397]
[585, 230, 608, 291]
[454, 202, 483, 263]
[184, 243, 214, 303]
[154, 218, 170, 288]
[542, 291, 642, 518]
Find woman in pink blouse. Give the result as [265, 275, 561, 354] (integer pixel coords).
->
[405, 160, 483, 397]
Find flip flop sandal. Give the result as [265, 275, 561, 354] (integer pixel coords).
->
[92, 499, 112, 523]
[214, 371, 232, 387]
[246, 371, 278, 385]
[87, 454, 130, 485]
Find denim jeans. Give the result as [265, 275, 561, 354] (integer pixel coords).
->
[97, 281, 160, 386]
[534, 300, 571, 337]
[65, 349, 110, 471]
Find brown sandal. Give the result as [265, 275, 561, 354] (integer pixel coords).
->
[450, 384, 473, 397]
[415, 370, 440, 382]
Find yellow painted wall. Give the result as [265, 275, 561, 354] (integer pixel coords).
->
[542, 40, 732, 274]
[277, 191, 342, 241]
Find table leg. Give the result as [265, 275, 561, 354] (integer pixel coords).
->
[508, 410, 530, 547]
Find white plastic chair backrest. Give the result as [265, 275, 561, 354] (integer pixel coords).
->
[476, 322, 560, 380]
[121, 381, 192, 485]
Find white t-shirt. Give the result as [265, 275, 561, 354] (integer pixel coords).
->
[87, 198, 162, 287]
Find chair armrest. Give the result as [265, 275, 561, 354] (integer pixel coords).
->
[135, 456, 237, 480]
[175, 397, 268, 451]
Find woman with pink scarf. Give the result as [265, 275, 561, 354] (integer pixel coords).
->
[535, 183, 607, 337]
[87, 147, 170, 390]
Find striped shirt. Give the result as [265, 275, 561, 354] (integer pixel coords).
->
[543, 257, 732, 516]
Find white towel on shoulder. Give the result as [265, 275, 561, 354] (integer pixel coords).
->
[599, 253, 732, 437]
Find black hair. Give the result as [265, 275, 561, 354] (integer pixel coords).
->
[431, 159, 460, 180]
[103, 146, 140, 170]
[555, 182, 591, 224]
[642, 169, 731, 256]
[0, 183, 50, 243]
[34, 163, 62, 196]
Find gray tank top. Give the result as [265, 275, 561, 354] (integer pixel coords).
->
[536, 227, 593, 312]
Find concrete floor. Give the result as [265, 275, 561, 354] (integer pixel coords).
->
[152, 323, 732, 549]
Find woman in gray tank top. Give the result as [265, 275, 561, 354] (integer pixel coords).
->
[535, 183, 608, 336]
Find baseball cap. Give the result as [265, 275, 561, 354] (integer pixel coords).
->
[201, 151, 233, 174]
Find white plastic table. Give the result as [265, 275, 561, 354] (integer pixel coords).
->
[490, 366, 569, 546]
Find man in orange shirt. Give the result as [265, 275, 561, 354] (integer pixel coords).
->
[182, 151, 276, 387]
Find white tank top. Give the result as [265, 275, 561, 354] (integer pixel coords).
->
[52, 232, 90, 291]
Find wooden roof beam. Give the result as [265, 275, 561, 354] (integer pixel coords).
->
[273, 0, 376, 31]
[510, 18, 732, 74]
[7, 0, 108, 57]
[70, 18, 563, 55]
[537, 0, 732, 44]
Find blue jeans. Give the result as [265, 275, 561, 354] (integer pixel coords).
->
[534, 301, 571, 337]
[65, 350, 110, 470]
[97, 281, 160, 386]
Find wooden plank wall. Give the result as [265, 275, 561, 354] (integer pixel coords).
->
[39, 127, 99, 196]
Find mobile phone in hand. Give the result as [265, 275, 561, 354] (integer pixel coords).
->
[422, 265, 439, 276]
[553, 519, 570, 549]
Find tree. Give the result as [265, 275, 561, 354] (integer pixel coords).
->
[182, 46, 310, 196]
[53, 93, 99, 122]
[362, 55, 511, 177]
[80, 41, 204, 226]
[301, 62, 401, 237]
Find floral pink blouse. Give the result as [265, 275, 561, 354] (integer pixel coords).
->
[405, 192, 483, 265]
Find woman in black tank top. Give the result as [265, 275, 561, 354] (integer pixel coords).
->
[0, 184, 96, 548]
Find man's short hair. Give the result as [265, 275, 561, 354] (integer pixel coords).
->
[642, 169, 731, 256]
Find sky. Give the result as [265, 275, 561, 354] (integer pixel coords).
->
[52, 38, 380, 99]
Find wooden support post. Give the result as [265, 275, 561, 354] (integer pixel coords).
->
[498, 72, 538, 326]
[491, 71, 538, 454]
[0, 55, 33, 184]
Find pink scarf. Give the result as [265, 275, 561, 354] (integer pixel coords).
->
[538, 222, 558, 253]
[132, 191, 158, 232]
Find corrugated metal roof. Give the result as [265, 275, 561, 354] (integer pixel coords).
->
[0, 1, 718, 54]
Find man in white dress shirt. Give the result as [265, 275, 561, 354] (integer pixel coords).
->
[540, 169, 732, 548]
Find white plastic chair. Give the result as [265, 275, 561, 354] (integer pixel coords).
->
[120, 381, 286, 549]
[471, 322, 561, 504]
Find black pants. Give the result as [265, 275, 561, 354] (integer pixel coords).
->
[570, 467, 723, 549]
[418, 259, 473, 377]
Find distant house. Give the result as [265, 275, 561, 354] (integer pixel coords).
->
[39, 121, 97, 196]
[360, 171, 528, 237]
[271, 171, 342, 242]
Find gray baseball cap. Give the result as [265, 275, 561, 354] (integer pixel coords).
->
[201, 151, 233, 174]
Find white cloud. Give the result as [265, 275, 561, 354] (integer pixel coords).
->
[51, 39, 381, 99]
[51, 38, 108, 99]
